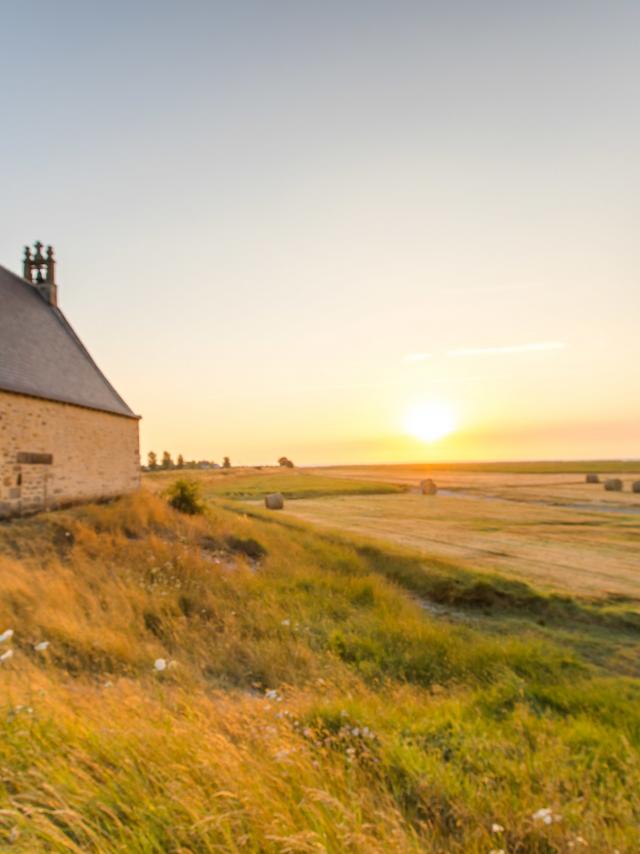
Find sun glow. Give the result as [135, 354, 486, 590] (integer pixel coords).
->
[404, 402, 457, 443]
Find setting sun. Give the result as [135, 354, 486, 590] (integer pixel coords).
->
[404, 402, 457, 443]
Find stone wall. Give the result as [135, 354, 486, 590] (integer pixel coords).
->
[0, 390, 140, 517]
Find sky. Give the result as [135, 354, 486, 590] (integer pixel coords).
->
[1, 1, 638, 465]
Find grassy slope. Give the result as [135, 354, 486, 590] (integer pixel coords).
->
[0, 491, 638, 852]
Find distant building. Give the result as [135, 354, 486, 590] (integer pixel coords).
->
[0, 243, 140, 517]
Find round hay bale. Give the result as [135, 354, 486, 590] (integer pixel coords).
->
[604, 479, 623, 492]
[264, 492, 284, 510]
[585, 473, 600, 484]
[632, 481, 640, 494]
[420, 479, 438, 495]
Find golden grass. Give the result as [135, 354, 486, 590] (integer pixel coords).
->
[0, 490, 637, 851]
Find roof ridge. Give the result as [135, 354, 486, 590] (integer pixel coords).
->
[0, 262, 139, 420]
[49, 306, 136, 417]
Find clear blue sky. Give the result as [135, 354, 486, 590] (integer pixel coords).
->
[1, 2, 638, 463]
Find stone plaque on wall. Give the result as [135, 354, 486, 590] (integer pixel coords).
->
[17, 452, 53, 465]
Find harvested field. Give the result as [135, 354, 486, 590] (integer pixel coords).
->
[311, 464, 640, 508]
[281, 465, 640, 601]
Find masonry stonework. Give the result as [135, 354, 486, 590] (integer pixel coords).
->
[0, 391, 140, 518]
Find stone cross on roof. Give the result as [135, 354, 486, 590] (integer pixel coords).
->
[23, 241, 56, 286]
[22, 241, 57, 306]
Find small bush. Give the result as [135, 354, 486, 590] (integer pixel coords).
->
[164, 479, 204, 515]
[225, 535, 268, 560]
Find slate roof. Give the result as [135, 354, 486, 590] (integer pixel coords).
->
[0, 263, 138, 419]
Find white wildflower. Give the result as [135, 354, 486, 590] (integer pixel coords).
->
[265, 689, 278, 700]
[281, 619, 290, 626]
[104, 680, 113, 688]
[532, 807, 558, 824]
[34, 641, 49, 652]
[491, 823, 505, 833]
[0, 629, 14, 644]
[0, 649, 13, 662]
[489, 849, 505, 854]
[351, 727, 360, 737]
[532, 807, 550, 821]
[153, 658, 167, 672]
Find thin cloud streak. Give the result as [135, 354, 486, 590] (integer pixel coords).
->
[403, 353, 433, 363]
[444, 284, 532, 294]
[447, 341, 567, 358]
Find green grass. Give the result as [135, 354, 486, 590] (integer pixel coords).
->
[228, 500, 640, 622]
[144, 467, 406, 500]
[0, 490, 638, 851]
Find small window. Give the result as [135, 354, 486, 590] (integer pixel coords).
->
[16, 474, 22, 486]
[17, 452, 53, 465]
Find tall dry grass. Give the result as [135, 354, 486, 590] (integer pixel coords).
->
[0, 490, 637, 851]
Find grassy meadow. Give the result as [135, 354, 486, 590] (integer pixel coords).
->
[145, 467, 406, 501]
[0, 473, 638, 851]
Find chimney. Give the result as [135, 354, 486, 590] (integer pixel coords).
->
[22, 241, 58, 306]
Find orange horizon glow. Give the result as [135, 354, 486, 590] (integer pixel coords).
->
[138, 406, 640, 469]
[133, 329, 639, 466]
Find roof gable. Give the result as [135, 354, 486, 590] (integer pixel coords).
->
[0, 264, 137, 419]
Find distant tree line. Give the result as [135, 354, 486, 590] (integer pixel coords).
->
[143, 453, 295, 472]
[143, 451, 223, 472]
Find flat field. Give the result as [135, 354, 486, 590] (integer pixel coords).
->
[144, 466, 404, 500]
[145, 462, 640, 600]
[278, 464, 640, 601]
